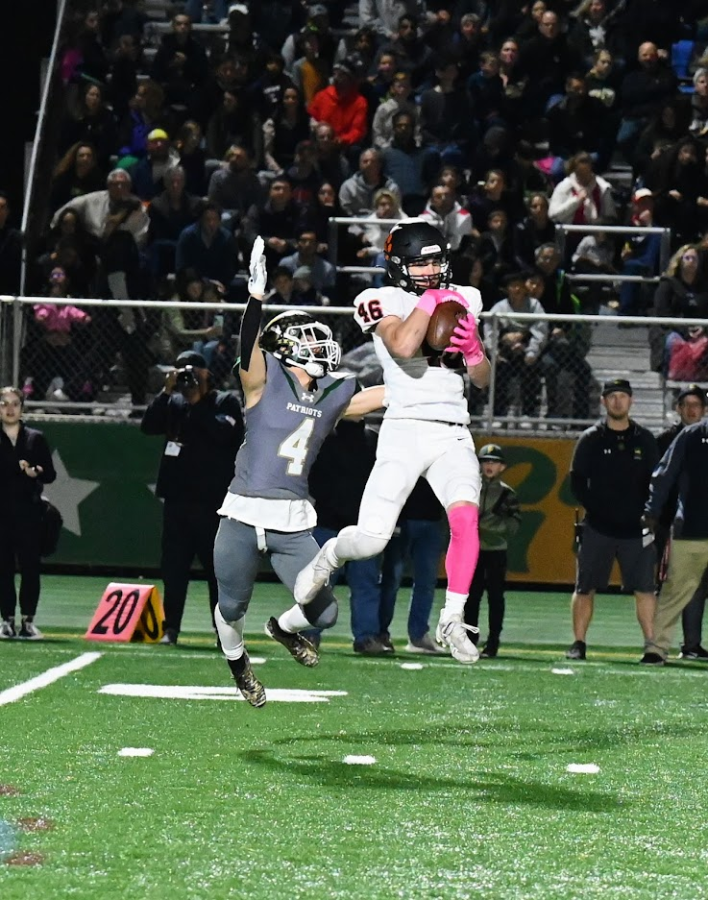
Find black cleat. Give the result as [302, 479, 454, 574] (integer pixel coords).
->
[353, 636, 389, 656]
[229, 654, 266, 707]
[378, 632, 395, 653]
[480, 643, 498, 659]
[679, 645, 708, 660]
[639, 652, 665, 666]
[566, 640, 586, 660]
[265, 617, 319, 667]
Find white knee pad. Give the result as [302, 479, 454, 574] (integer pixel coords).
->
[336, 525, 389, 562]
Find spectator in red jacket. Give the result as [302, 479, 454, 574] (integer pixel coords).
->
[308, 57, 369, 153]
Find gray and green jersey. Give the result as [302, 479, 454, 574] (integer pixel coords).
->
[229, 355, 357, 501]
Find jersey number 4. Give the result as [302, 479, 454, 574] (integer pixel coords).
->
[357, 299, 383, 324]
[278, 418, 315, 476]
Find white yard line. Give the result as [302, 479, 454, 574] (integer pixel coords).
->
[0, 652, 102, 707]
[100, 684, 347, 703]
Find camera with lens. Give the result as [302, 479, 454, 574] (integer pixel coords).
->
[174, 365, 200, 393]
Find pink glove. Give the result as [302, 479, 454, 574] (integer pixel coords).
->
[416, 288, 468, 316]
[446, 315, 485, 366]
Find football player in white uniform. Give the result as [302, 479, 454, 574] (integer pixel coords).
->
[295, 220, 490, 663]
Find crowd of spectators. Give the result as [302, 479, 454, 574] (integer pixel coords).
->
[5, 0, 708, 414]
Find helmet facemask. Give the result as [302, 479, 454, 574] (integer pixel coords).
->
[261, 312, 341, 378]
[400, 253, 450, 294]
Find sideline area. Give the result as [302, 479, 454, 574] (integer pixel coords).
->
[30, 574, 651, 654]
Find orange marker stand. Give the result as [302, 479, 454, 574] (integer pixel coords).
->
[85, 583, 164, 643]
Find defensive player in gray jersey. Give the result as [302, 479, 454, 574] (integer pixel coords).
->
[295, 220, 491, 665]
[214, 237, 384, 707]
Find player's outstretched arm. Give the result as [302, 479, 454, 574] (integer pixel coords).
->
[341, 385, 386, 420]
[239, 236, 268, 402]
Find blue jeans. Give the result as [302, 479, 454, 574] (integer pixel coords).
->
[313, 526, 383, 642]
[380, 519, 444, 641]
[618, 259, 649, 314]
[617, 117, 647, 161]
[192, 339, 220, 368]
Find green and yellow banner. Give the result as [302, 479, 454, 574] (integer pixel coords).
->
[35, 423, 587, 584]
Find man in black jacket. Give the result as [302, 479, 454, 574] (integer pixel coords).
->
[150, 12, 209, 108]
[567, 378, 659, 661]
[147, 167, 201, 277]
[617, 41, 678, 163]
[654, 385, 708, 659]
[141, 350, 244, 644]
[518, 10, 581, 116]
[644, 397, 708, 664]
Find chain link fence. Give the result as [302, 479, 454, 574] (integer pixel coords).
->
[4, 294, 707, 434]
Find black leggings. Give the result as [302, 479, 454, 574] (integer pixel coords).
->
[160, 500, 220, 636]
[0, 505, 43, 619]
[464, 549, 508, 645]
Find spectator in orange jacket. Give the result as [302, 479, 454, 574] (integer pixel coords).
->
[308, 57, 369, 150]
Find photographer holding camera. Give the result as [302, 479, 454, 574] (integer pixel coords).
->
[141, 350, 244, 645]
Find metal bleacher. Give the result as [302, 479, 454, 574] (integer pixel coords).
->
[585, 320, 667, 433]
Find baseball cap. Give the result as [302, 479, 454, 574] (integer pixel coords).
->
[677, 383, 707, 404]
[632, 188, 653, 202]
[334, 55, 364, 77]
[175, 350, 207, 369]
[293, 265, 313, 280]
[147, 128, 169, 141]
[478, 443, 506, 463]
[602, 378, 633, 397]
[228, 3, 249, 16]
[308, 3, 329, 16]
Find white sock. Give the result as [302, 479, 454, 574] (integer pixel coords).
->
[443, 592, 467, 618]
[215, 606, 244, 661]
[278, 605, 310, 633]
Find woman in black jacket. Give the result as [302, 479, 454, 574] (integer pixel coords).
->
[0, 387, 57, 640]
[645, 137, 704, 247]
[58, 83, 119, 172]
[651, 244, 708, 375]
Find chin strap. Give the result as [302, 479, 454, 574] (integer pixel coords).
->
[304, 361, 325, 378]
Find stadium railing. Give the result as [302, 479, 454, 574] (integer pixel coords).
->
[326, 218, 673, 282]
[3, 293, 705, 435]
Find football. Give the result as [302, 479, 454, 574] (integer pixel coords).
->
[425, 300, 468, 352]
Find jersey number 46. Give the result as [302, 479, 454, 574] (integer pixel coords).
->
[357, 299, 384, 324]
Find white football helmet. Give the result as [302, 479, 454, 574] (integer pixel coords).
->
[260, 310, 341, 378]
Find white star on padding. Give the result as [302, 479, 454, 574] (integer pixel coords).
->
[42, 450, 100, 536]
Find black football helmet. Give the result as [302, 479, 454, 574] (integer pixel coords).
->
[383, 220, 451, 294]
[260, 310, 341, 378]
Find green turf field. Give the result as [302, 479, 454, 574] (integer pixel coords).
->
[1, 576, 707, 899]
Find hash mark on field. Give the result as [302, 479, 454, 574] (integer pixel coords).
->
[567, 763, 601, 774]
[100, 684, 348, 703]
[0, 652, 102, 707]
[343, 755, 376, 765]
